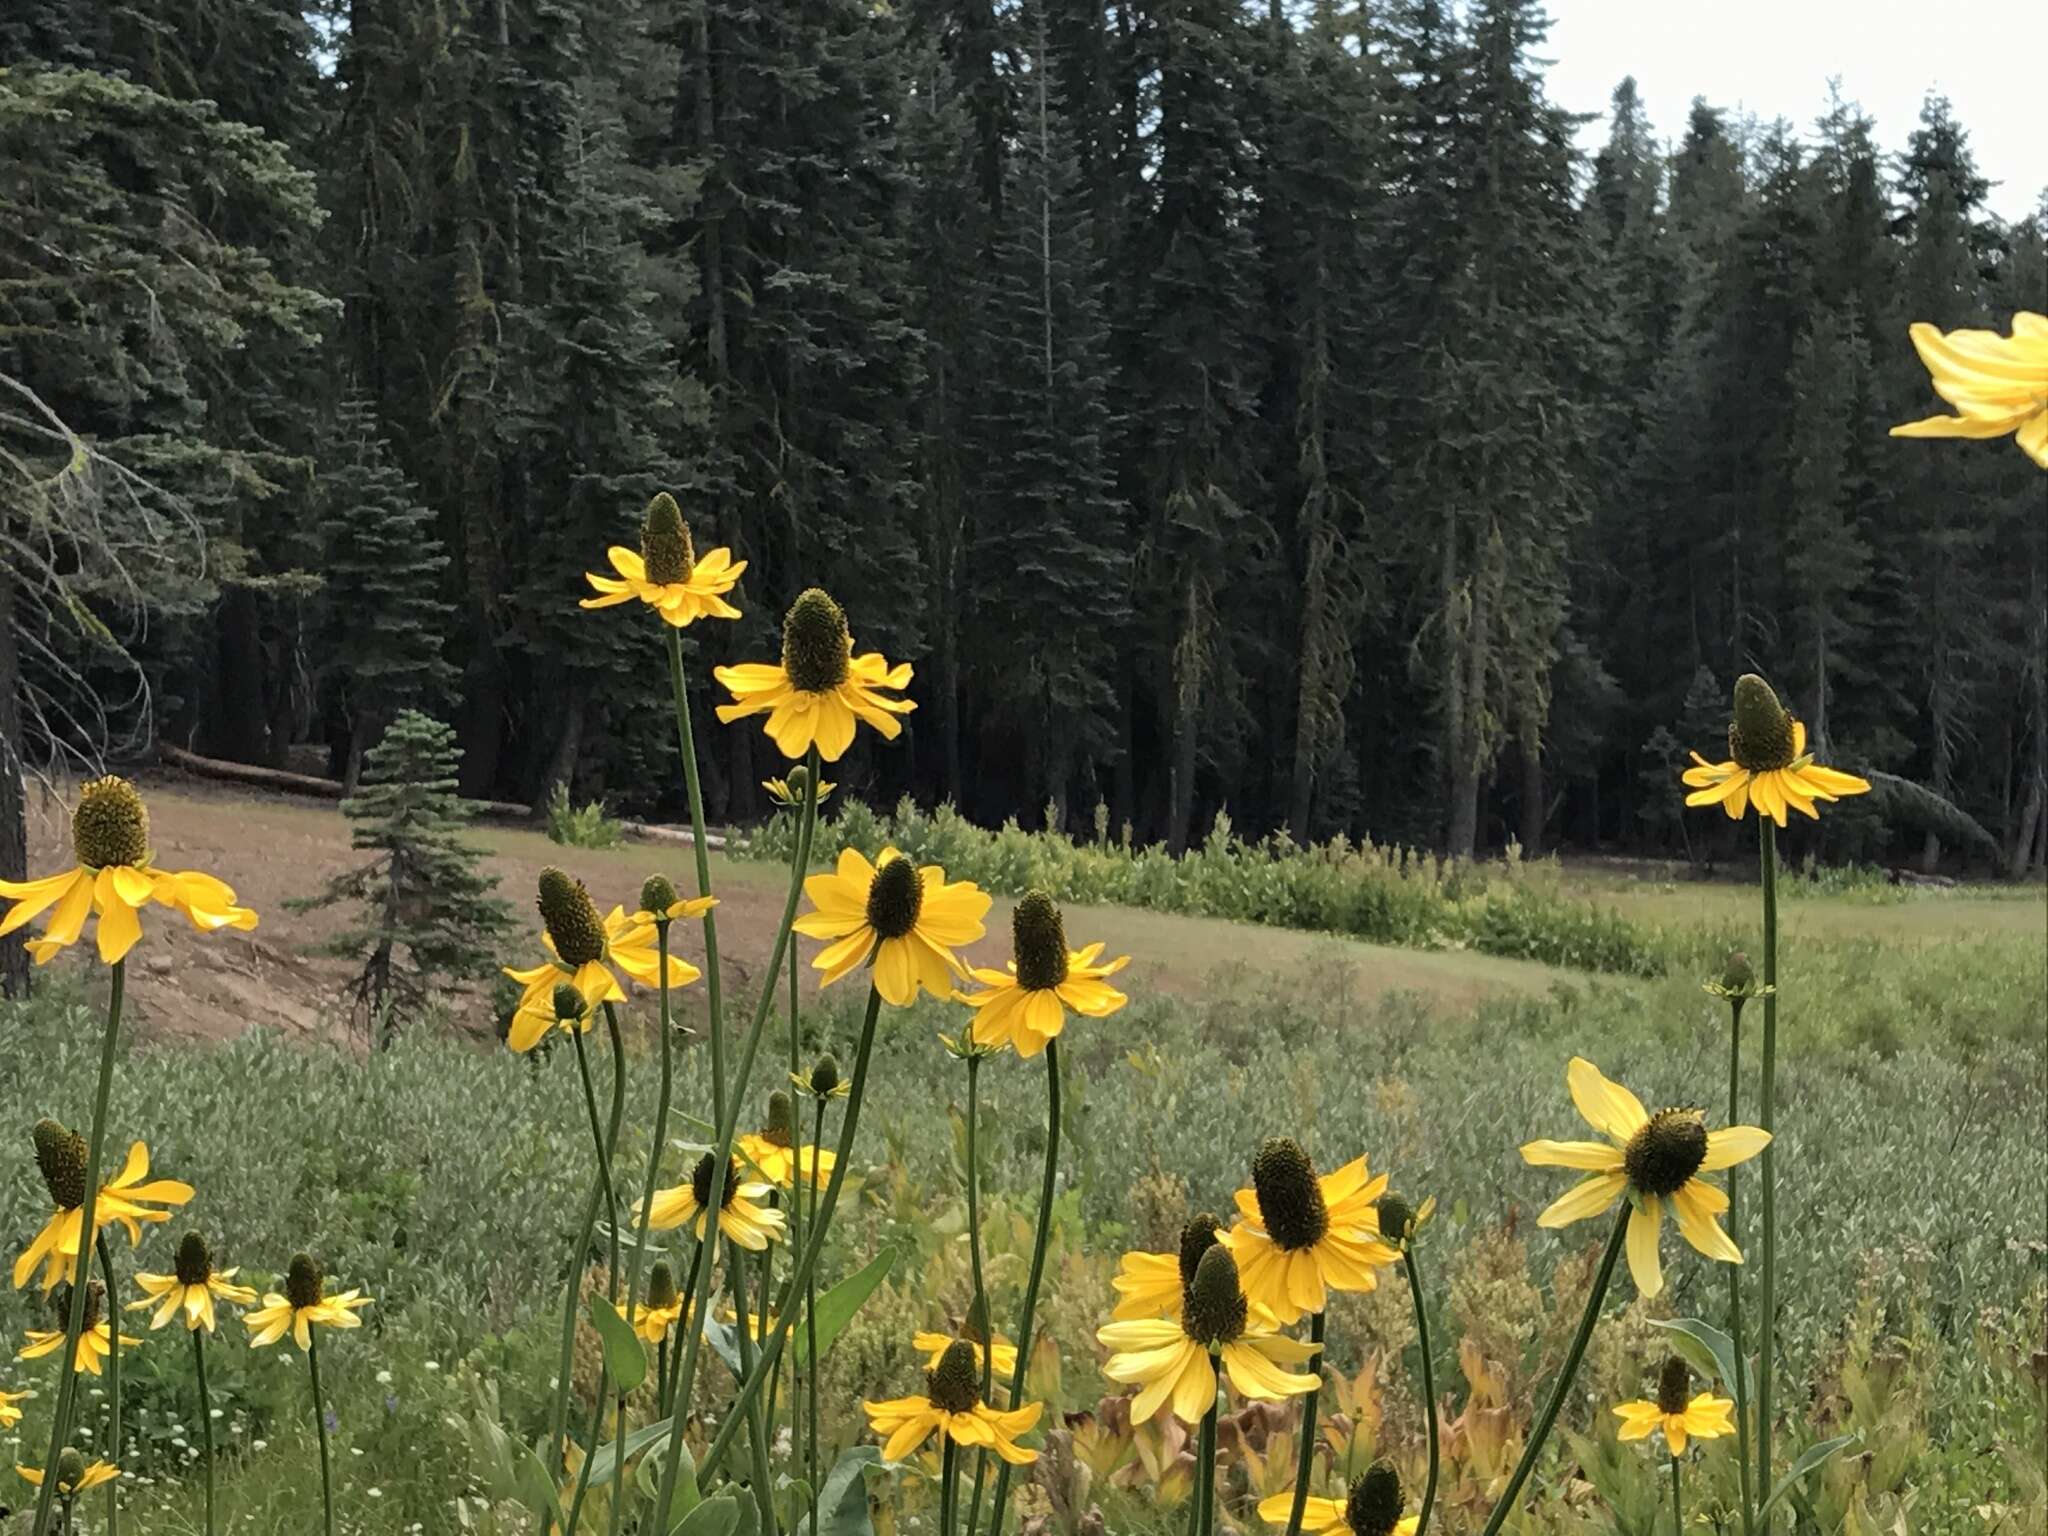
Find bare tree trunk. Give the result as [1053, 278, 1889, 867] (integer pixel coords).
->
[1518, 705, 1544, 857]
[0, 570, 30, 1000]
[541, 693, 586, 810]
[1446, 526, 1495, 861]
[1438, 497, 1465, 851]
[1166, 569, 1203, 856]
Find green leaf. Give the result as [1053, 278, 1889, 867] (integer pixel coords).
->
[794, 1249, 897, 1368]
[702, 1314, 744, 1377]
[511, 1438, 559, 1529]
[590, 1294, 650, 1392]
[1648, 1316, 1739, 1391]
[589, 1416, 677, 1487]
[1756, 1434, 1859, 1522]
[635, 1440, 701, 1518]
[674, 1492, 742, 1536]
[793, 1447, 882, 1536]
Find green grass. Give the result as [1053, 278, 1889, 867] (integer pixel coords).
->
[1, 848, 2042, 1534]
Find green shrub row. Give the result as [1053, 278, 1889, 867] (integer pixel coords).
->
[742, 797, 1672, 976]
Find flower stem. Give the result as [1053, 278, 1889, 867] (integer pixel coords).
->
[985, 1039, 1061, 1536]
[785, 854, 805, 1496]
[1475, 1208, 1630, 1536]
[962, 1052, 991, 1536]
[666, 624, 728, 1101]
[1671, 1452, 1684, 1536]
[552, 1155, 606, 1469]
[651, 756, 820, 1529]
[570, 1021, 623, 1303]
[1195, 1355, 1220, 1536]
[939, 1436, 959, 1536]
[1402, 1248, 1441, 1536]
[29, 958, 123, 1536]
[692, 982, 883, 1485]
[1281, 1310, 1327, 1536]
[1726, 996, 1755, 1536]
[656, 1335, 669, 1416]
[1756, 818, 1779, 1525]
[805, 1096, 825, 1536]
[308, 1327, 336, 1536]
[562, 1359, 612, 1536]
[727, 1237, 780, 1536]
[94, 1234, 121, 1536]
[192, 1327, 216, 1536]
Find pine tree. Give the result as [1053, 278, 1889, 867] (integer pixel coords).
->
[290, 710, 513, 1045]
[315, 395, 458, 790]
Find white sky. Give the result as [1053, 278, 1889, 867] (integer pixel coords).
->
[1541, 0, 2046, 222]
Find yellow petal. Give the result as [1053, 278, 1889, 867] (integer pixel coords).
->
[1566, 1058, 1648, 1140]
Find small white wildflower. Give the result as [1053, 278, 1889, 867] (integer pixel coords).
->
[424, 1360, 440, 1371]
[376, 1369, 393, 1385]
[251, 1439, 268, 1452]
[368, 1487, 384, 1499]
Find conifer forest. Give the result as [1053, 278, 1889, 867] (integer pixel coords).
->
[4, 0, 2044, 884]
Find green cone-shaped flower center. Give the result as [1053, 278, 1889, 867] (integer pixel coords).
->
[809, 1054, 841, 1097]
[647, 1262, 679, 1310]
[1345, 1461, 1405, 1536]
[926, 1339, 981, 1415]
[1178, 1213, 1222, 1289]
[1720, 950, 1755, 993]
[1376, 1194, 1415, 1246]
[691, 1153, 739, 1212]
[1012, 890, 1070, 991]
[174, 1232, 213, 1287]
[1182, 1245, 1248, 1348]
[640, 493, 695, 585]
[72, 775, 148, 869]
[33, 1118, 87, 1210]
[1729, 674, 1796, 771]
[537, 867, 607, 967]
[74, 1280, 106, 1332]
[55, 1448, 87, 1488]
[761, 1091, 796, 1149]
[1253, 1137, 1329, 1251]
[865, 857, 923, 940]
[640, 873, 679, 914]
[782, 589, 851, 694]
[1623, 1109, 1709, 1198]
[285, 1253, 325, 1310]
[1657, 1355, 1692, 1415]
[552, 981, 587, 1026]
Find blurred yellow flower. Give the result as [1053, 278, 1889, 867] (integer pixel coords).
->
[1224, 1141, 1398, 1325]
[503, 869, 700, 1051]
[715, 589, 914, 762]
[580, 493, 746, 626]
[863, 1338, 1043, 1465]
[957, 892, 1128, 1059]
[792, 847, 989, 1007]
[244, 1256, 372, 1352]
[1615, 1358, 1735, 1455]
[128, 1233, 256, 1333]
[15, 1130, 193, 1292]
[1890, 312, 2048, 468]
[641, 1155, 786, 1251]
[1681, 675, 1869, 827]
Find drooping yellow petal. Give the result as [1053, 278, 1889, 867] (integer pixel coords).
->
[1625, 1197, 1665, 1297]
[1566, 1058, 1648, 1141]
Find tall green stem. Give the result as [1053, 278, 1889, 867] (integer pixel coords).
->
[308, 1327, 336, 1536]
[785, 855, 806, 1504]
[1194, 1358, 1220, 1536]
[939, 1437, 959, 1536]
[570, 1022, 622, 1302]
[1281, 1310, 1327, 1536]
[562, 1359, 612, 1536]
[985, 1040, 1061, 1536]
[728, 1238, 779, 1536]
[30, 958, 123, 1536]
[1402, 1249, 1441, 1536]
[1726, 996, 1755, 1536]
[805, 1097, 825, 1536]
[1670, 1452, 1684, 1536]
[193, 1327, 216, 1536]
[551, 1147, 606, 1468]
[94, 1235, 121, 1536]
[649, 752, 822, 1531]
[1756, 819, 1779, 1524]
[1475, 1209, 1630, 1536]
[693, 983, 883, 1484]
[666, 624, 729, 1087]
[962, 1053, 992, 1536]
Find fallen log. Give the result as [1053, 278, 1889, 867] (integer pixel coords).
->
[158, 741, 532, 819]
[620, 820, 727, 850]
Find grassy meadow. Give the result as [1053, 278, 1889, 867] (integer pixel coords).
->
[1, 840, 2041, 1535]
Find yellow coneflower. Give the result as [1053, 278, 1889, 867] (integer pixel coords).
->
[1520, 1057, 1769, 1297]
[631, 873, 718, 929]
[244, 1255, 373, 1353]
[1890, 311, 2048, 468]
[791, 846, 990, 1007]
[1110, 1214, 1225, 1322]
[737, 1092, 837, 1191]
[863, 1338, 1044, 1466]
[1257, 1460, 1419, 1536]
[503, 868, 701, 1051]
[17, 1449, 119, 1496]
[630, 1262, 687, 1344]
[641, 1154, 786, 1251]
[764, 769, 834, 809]
[19, 1282, 138, 1375]
[793, 1053, 851, 1101]
[1224, 1140, 1399, 1325]
[14, 1125, 193, 1292]
[0, 1386, 31, 1428]
[1614, 1358, 1736, 1455]
[1681, 676, 1870, 827]
[0, 777, 257, 965]
[714, 589, 915, 762]
[127, 1232, 256, 1333]
[956, 891, 1129, 1059]
[1097, 1245, 1318, 1426]
[580, 493, 748, 627]
[913, 1329, 1019, 1382]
